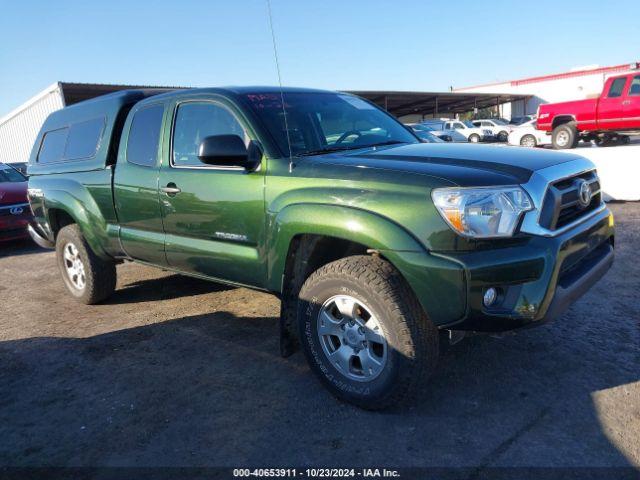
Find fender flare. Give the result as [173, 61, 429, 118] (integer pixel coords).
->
[267, 203, 466, 328]
[266, 203, 425, 292]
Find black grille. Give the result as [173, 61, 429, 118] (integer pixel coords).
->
[539, 171, 601, 230]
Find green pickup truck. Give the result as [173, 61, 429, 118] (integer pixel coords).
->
[26, 87, 614, 409]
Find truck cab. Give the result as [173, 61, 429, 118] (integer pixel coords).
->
[538, 71, 640, 148]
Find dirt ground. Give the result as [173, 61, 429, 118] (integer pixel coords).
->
[0, 203, 638, 474]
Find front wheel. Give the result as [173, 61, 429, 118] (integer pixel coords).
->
[56, 224, 116, 304]
[468, 134, 480, 143]
[297, 255, 438, 410]
[497, 131, 509, 142]
[520, 134, 537, 147]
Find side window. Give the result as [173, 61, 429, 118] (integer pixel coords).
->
[629, 75, 640, 96]
[126, 105, 165, 167]
[172, 102, 247, 167]
[64, 117, 105, 159]
[453, 122, 465, 129]
[607, 77, 627, 98]
[38, 128, 68, 164]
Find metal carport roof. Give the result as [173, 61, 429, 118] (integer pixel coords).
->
[345, 90, 530, 117]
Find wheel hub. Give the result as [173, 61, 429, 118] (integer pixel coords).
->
[343, 323, 365, 348]
[557, 131, 569, 146]
[63, 242, 86, 290]
[316, 294, 388, 382]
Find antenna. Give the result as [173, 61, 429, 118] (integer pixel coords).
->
[266, 0, 294, 172]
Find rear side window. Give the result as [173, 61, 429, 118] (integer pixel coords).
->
[37, 117, 106, 163]
[64, 118, 105, 159]
[607, 77, 627, 98]
[629, 75, 640, 96]
[126, 105, 164, 167]
[38, 128, 68, 163]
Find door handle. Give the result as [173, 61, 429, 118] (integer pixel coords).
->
[161, 184, 181, 196]
[622, 100, 631, 105]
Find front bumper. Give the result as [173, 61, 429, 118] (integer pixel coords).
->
[388, 206, 614, 332]
[441, 207, 614, 331]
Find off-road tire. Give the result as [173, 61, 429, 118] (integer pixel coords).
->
[297, 255, 438, 410]
[468, 134, 480, 143]
[56, 224, 116, 304]
[552, 122, 579, 149]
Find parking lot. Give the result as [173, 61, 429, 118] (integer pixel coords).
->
[0, 202, 638, 472]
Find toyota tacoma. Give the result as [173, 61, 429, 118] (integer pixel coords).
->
[26, 87, 614, 409]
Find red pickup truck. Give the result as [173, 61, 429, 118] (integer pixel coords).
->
[537, 71, 640, 149]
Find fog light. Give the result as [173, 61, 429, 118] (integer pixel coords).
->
[483, 288, 498, 307]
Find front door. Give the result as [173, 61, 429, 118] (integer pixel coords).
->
[622, 74, 640, 130]
[158, 99, 266, 288]
[598, 76, 628, 130]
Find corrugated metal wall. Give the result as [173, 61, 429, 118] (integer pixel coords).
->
[0, 85, 64, 164]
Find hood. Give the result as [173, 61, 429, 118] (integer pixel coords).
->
[310, 143, 582, 186]
[0, 181, 28, 205]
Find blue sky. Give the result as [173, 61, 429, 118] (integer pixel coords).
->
[1, 0, 639, 115]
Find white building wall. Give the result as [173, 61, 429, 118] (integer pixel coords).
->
[0, 83, 65, 164]
[454, 65, 638, 119]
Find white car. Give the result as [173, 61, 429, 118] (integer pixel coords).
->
[418, 120, 491, 143]
[441, 120, 493, 143]
[407, 122, 467, 142]
[471, 119, 512, 142]
[507, 119, 551, 148]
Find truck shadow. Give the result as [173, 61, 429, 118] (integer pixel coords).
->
[104, 273, 235, 305]
[0, 307, 636, 471]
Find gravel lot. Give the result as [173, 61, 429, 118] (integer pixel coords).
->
[0, 203, 638, 475]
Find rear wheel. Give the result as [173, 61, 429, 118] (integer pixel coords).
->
[56, 224, 116, 304]
[468, 134, 480, 143]
[297, 255, 438, 410]
[552, 123, 578, 149]
[520, 134, 537, 147]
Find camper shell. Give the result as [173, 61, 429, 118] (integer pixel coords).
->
[28, 89, 173, 176]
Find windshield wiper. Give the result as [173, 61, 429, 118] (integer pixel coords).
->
[366, 140, 408, 148]
[297, 140, 408, 157]
[296, 145, 370, 157]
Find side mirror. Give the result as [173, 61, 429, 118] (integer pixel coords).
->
[197, 135, 252, 168]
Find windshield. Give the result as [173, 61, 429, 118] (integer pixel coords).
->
[462, 121, 476, 128]
[420, 122, 444, 131]
[415, 130, 443, 143]
[0, 165, 26, 183]
[243, 92, 418, 156]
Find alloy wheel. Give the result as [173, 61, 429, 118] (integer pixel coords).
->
[63, 242, 86, 290]
[316, 294, 388, 382]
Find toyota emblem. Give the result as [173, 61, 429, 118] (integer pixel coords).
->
[577, 180, 592, 208]
[9, 206, 24, 216]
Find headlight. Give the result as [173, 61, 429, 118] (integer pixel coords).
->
[432, 186, 533, 238]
